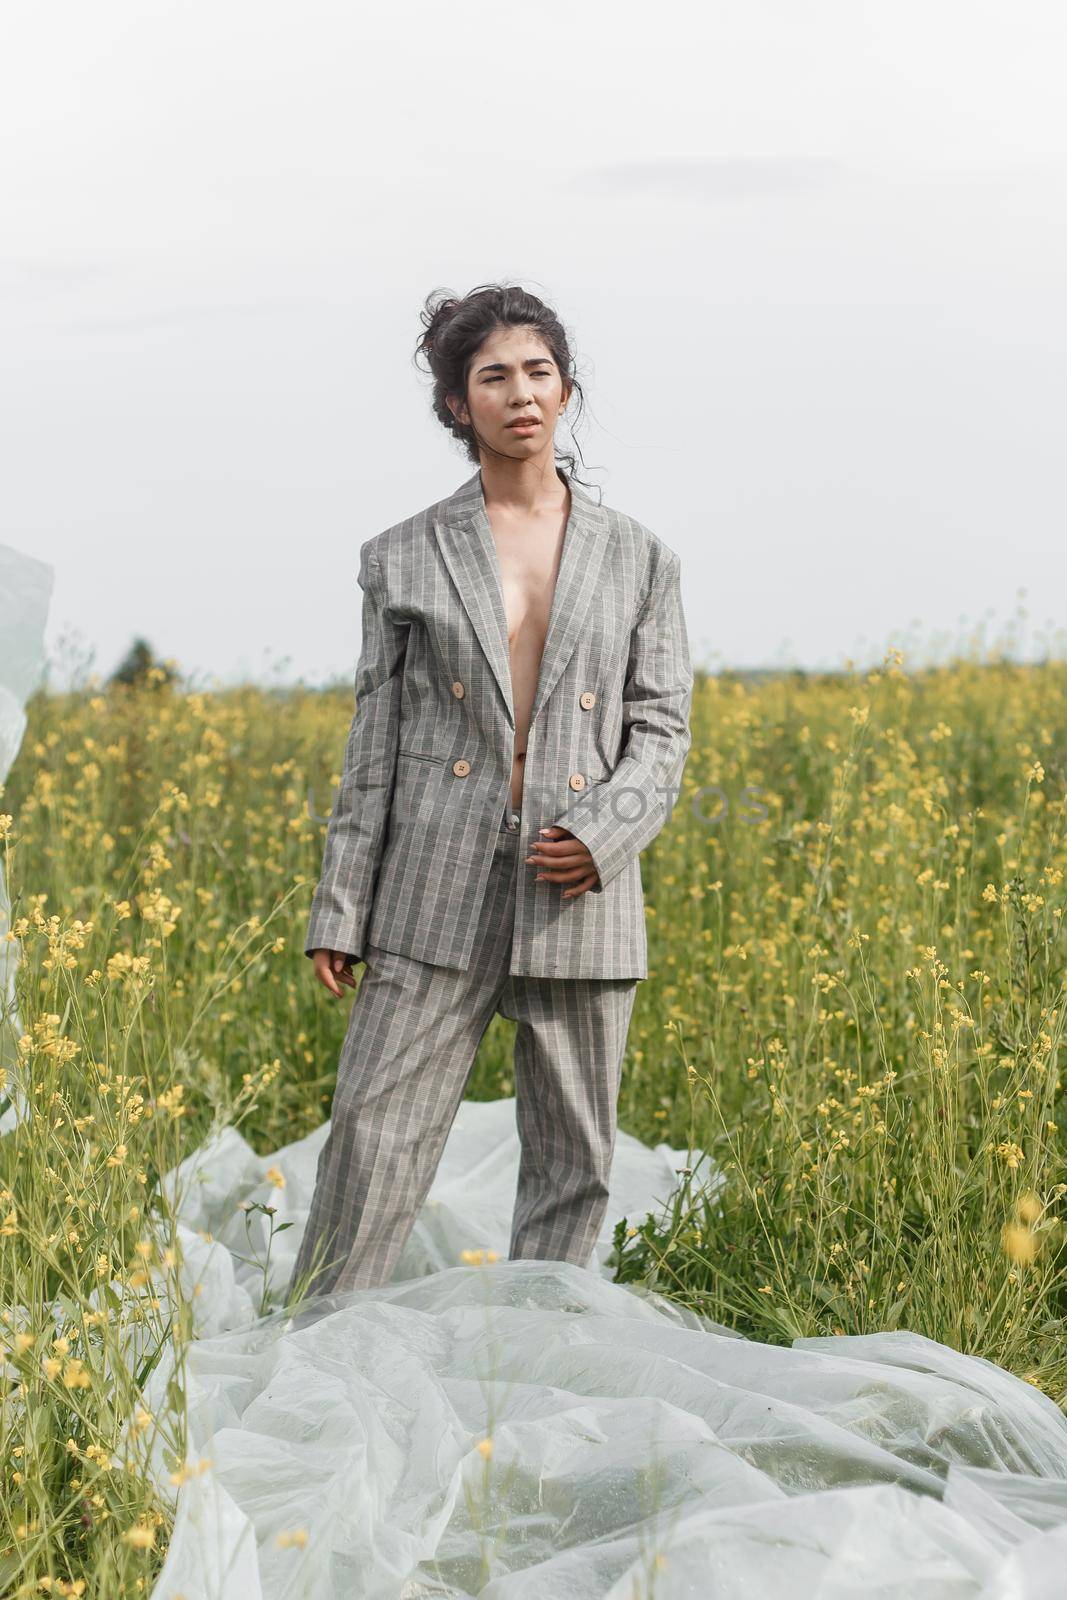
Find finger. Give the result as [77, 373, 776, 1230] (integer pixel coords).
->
[332, 953, 358, 990]
[527, 838, 588, 864]
[528, 834, 583, 852]
[535, 848, 595, 876]
[317, 964, 343, 998]
[562, 872, 599, 898]
[536, 861, 592, 882]
[533, 851, 590, 873]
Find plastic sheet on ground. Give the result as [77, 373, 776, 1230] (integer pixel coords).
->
[137, 1092, 1067, 1600]
[0, 543, 53, 1127]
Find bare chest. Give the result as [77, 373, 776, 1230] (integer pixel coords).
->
[488, 499, 565, 647]
[496, 539, 561, 654]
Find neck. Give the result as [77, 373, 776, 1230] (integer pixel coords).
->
[478, 451, 569, 516]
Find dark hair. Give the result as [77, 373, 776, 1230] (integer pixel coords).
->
[414, 282, 595, 490]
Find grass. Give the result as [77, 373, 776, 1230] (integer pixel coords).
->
[1, 640, 1065, 1592]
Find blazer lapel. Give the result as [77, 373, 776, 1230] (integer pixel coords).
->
[432, 467, 611, 729]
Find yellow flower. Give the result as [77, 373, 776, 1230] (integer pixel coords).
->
[169, 1456, 213, 1487]
[276, 1528, 309, 1549]
[1016, 1191, 1043, 1225]
[1002, 1223, 1037, 1264]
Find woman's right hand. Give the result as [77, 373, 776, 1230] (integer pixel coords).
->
[311, 948, 360, 997]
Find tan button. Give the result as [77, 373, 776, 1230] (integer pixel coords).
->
[579, 691, 596, 709]
[452, 758, 471, 777]
[451, 680, 465, 699]
[568, 772, 586, 791]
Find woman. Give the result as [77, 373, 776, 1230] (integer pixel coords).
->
[287, 283, 692, 1301]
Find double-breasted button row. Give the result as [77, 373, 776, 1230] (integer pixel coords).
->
[448, 678, 595, 710]
[451, 759, 590, 790]
[446, 681, 596, 787]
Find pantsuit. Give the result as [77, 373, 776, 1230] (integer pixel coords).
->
[290, 466, 691, 1297]
[288, 797, 639, 1297]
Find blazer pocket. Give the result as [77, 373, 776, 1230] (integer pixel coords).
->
[398, 747, 446, 767]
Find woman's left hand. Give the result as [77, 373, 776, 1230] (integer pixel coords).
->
[526, 826, 600, 899]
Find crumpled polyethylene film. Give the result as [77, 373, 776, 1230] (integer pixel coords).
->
[143, 1101, 1067, 1600]
[5, 545, 1067, 1599]
[0, 543, 53, 1129]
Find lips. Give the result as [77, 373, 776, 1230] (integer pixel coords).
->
[507, 419, 539, 428]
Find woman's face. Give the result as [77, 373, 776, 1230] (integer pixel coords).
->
[449, 325, 571, 462]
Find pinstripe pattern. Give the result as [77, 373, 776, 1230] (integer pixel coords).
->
[305, 466, 693, 980]
[288, 809, 638, 1296]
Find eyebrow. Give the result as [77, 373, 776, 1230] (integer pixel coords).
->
[474, 357, 556, 375]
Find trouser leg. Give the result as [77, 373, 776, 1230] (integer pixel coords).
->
[287, 819, 521, 1299]
[502, 972, 638, 1268]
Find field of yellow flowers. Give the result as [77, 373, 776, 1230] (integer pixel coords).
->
[1, 645, 1065, 1594]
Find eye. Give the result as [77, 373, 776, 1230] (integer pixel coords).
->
[483, 369, 553, 382]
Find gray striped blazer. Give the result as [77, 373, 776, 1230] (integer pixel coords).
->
[305, 466, 693, 979]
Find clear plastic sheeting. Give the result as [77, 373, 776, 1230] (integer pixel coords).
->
[0, 543, 52, 777]
[142, 1093, 1067, 1600]
[0, 543, 53, 1128]
[159, 1093, 714, 1315]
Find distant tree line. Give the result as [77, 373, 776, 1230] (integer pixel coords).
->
[108, 637, 177, 689]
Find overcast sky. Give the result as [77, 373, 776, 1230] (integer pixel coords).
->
[3, 0, 1066, 690]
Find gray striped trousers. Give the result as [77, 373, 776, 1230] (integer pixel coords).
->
[287, 800, 639, 1298]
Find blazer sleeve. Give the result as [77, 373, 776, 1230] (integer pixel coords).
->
[549, 544, 693, 893]
[304, 540, 408, 960]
